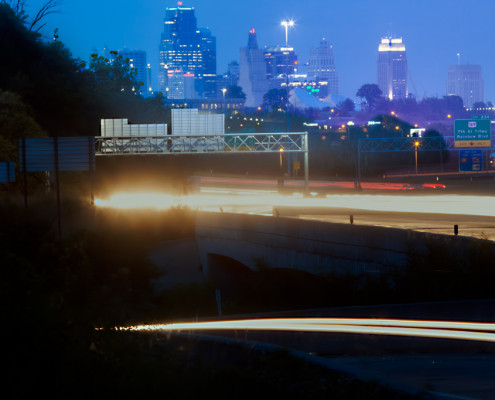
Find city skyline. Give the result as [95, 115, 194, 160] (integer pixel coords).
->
[27, 0, 494, 103]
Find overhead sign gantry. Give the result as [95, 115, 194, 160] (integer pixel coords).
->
[94, 132, 310, 193]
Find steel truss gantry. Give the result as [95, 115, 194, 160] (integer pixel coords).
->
[95, 132, 309, 192]
[357, 136, 494, 186]
[359, 136, 453, 153]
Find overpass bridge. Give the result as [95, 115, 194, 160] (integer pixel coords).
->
[95, 132, 310, 192]
[194, 211, 492, 279]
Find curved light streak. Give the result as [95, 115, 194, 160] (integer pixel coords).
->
[117, 318, 495, 343]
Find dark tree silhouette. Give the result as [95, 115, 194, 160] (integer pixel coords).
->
[225, 85, 246, 100]
[263, 88, 288, 111]
[1, 0, 63, 31]
[356, 83, 382, 110]
[336, 98, 355, 116]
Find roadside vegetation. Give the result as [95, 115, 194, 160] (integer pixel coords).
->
[1, 198, 426, 399]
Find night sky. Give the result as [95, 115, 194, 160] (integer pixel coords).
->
[28, 0, 494, 103]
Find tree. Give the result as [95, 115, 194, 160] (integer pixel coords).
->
[1, 0, 63, 31]
[443, 95, 464, 116]
[225, 85, 246, 100]
[262, 88, 288, 111]
[422, 129, 449, 164]
[472, 101, 487, 109]
[87, 53, 140, 94]
[336, 98, 355, 116]
[0, 89, 45, 160]
[356, 83, 382, 110]
[0, 5, 169, 139]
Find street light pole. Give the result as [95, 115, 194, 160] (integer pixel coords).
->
[414, 140, 420, 174]
[221, 88, 227, 112]
[281, 20, 294, 177]
[278, 148, 284, 193]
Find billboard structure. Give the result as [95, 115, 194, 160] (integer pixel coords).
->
[0, 162, 15, 183]
[19, 137, 95, 235]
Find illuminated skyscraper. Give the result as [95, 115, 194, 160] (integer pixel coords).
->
[158, 5, 216, 98]
[377, 37, 408, 100]
[263, 45, 298, 81]
[446, 64, 484, 108]
[308, 39, 338, 95]
[239, 29, 269, 108]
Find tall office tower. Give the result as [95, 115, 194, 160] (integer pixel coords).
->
[167, 69, 197, 99]
[239, 29, 270, 108]
[446, 64, 484, 108]
[227, 61, 240, 86]
[263, 45, 298, 81]
[158, 5, 216, 98]
[118, 49, 150, 95]
[199, 27, 217, 98]
[308, 39, 338, 94]
[377, 37, 408, 100]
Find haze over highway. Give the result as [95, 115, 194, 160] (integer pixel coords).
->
[96, 181, 495, 240]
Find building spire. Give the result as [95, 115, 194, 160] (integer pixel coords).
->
[247, 28, 258, 49]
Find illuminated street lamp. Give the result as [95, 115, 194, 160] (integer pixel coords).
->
[281, 19, 294, 48]
[414, 140, 420, 174]
[221, 87, 227, 111]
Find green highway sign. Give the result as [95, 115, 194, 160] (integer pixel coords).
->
[454, 118, 491, 148]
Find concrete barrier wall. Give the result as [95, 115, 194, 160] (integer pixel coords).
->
[195, 212, 445, 277]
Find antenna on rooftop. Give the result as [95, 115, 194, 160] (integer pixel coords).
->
[457, 52, 461, 65]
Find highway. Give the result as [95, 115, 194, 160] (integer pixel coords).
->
[121, 317, 495, 343]
[95, 180, 495, 399]
[96, 184, 495, 240]
[118, 315, 495, 399]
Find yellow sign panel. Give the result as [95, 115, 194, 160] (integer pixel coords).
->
[454, 140, 491, 148]
[293, 161, 301, 170]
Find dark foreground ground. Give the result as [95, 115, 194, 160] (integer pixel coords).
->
[2, 189, 495, 399]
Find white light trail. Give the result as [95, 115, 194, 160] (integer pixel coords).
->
[95, 189, 495, 219]
[117, 318, 495, 343]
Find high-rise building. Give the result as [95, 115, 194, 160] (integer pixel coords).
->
[308, 39, 338, 95]
[118, 49, 151, 95]
[263, 45, 298, 81]
[166, 69, 197, 99]
[158, 5, 216, 98]
[238, 29, 270, 108]
[446, 64, 484, 108]
[227, 61, 240, 86]
[198, 27, 217, 98]
[377, 37, 408, 100]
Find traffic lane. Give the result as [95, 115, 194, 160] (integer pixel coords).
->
[199, 203, 495, 240]
[272, 207, 495, 240]
[198, 176, 447, 193]
[182, 328, 495, 357]
[329, 353, 495, 400]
